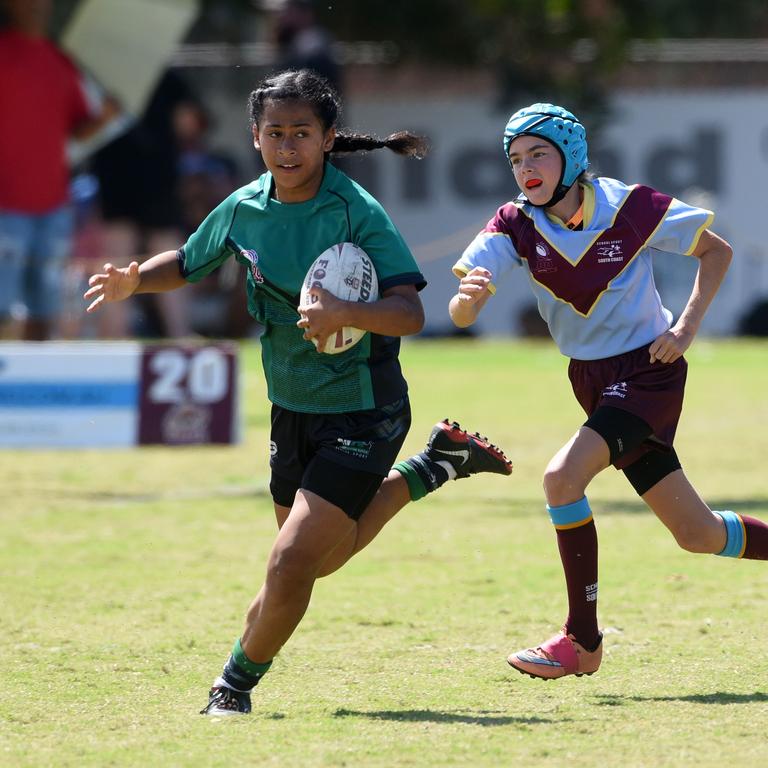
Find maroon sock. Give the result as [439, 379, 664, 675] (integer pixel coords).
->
[741, 515, 768, 560]
[556, 520, 600, 649]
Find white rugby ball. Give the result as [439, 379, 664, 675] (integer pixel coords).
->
[300, 242, 379, 354]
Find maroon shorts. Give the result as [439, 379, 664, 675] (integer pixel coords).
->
[568, 344, 688, 468]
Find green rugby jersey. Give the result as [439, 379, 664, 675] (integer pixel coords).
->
[179, 162, 426, 413]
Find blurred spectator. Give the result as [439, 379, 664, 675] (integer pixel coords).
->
[273, 0, 342, 94]
[64, 100, 247, 341]
[174, 102, 239, 236]
[173, 101, 253, 338]
[0, 0, 117, 340]
[88, 70, 198, 339]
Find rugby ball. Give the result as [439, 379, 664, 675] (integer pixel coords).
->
[300, 242, 379, 354]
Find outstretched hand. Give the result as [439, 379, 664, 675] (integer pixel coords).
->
[83, 261, 140, 313]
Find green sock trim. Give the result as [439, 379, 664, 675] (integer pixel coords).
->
[233, 638, 272, 677]
[393, 460, 428, 501]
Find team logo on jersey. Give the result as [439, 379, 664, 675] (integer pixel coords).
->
[596, 241, 624, 264]
[269, 440, 277, 457]
[533, 241, 557, 274]
[240, 248, 265, 283]
[603, 381, 628, 399]
[515, 186, 671, 317]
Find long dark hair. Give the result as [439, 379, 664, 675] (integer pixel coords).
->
[247, 69, 429, 159]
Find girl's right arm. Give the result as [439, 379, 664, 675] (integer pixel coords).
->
[84, 250, 187, 313]
[449, 267, 493, 328]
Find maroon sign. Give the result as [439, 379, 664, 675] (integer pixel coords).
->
[137, 344, 239, 445]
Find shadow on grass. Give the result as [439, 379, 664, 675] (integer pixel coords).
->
[333, 708, 554, 726]
[595, 692, 768, 706]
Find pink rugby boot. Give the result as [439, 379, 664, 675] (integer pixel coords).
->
[507, 631, 603, 680]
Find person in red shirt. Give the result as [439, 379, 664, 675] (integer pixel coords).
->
[0, 0, 114, 340]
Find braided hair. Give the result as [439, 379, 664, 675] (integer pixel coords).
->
[248, 69, 429, 159]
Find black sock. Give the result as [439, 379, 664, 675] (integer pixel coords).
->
[221, 655, 263, 691]
[219, 639, 272, 691]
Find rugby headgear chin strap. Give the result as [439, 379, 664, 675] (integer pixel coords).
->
[503, 103, 589, 208]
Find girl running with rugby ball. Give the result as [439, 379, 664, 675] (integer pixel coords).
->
[85, 69, 512, 714]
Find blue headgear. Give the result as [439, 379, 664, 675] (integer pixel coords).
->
[503, 103, 589, 207]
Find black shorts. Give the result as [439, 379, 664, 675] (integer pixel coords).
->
[268, 396, 412, 520]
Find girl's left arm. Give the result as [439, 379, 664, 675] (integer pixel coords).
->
[649, 228, 733, 363]
[298, 284, 424, 349]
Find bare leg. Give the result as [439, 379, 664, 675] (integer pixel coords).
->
[318, 470, 411, 576]
[267, 420, 513, 582]
[507, 427, 610, 677]
[641, 469, 726, 553]
[272, 471, 411, 578]
[544, 426, 610, 640]
[543, 426, 611, 506]
[241, 489, 355, 662]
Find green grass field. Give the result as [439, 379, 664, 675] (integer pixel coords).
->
[2, 339, 767, 767]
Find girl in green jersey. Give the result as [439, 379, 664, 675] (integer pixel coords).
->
[85, 69, 512, 715]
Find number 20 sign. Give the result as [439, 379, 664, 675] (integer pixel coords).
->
[138, 344, 239, 445]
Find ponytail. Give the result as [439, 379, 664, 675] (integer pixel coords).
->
[331, 130, 429, 159]
[249, 69, 430, 161]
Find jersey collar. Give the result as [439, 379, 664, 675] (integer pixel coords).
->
[545, 182, 595, 230]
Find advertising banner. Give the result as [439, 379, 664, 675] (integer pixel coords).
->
[0, 342, 239, 448]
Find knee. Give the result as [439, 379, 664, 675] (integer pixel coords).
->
[669, 520, 720, 554]
[265, 542, 316, 592]
[543, 463, 587, 507]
